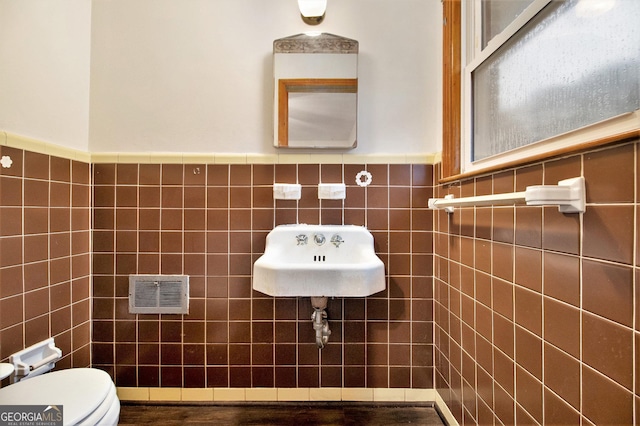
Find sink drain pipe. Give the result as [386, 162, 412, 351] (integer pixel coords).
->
[310, 296, 331, 348]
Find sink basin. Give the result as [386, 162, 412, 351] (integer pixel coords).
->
[252, 224, 386, 297]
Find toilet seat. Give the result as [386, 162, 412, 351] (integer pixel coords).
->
[0, 368, 120, 426]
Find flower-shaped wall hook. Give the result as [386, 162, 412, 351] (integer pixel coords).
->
[355, 170, 372, 187]
[1, 155, 13, 169]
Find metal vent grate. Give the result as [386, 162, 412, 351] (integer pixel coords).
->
[129, 275, 189, 314]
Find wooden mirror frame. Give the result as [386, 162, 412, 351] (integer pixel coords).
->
[277, 78, 358, 147]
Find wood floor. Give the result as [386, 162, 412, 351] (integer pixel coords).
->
[118, 402, 447, 425]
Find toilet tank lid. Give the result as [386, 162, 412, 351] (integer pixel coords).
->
[0, 368, 114, 423]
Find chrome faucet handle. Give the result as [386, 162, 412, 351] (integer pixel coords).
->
[313, 233, 326, 245]
[330, 234, 344, 247]
[296, 234, 308, 245]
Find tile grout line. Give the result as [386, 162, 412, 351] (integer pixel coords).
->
[633, 143, 637, 426]
[578, 154, 584, 424]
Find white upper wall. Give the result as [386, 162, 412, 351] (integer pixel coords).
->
[0, 0, 442, 155]
[0, 0, 92, 151]
[89, 0, 442, 155]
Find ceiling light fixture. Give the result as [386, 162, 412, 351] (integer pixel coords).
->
[298, 0, 327, 25]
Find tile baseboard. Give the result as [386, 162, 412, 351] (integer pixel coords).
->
[117, 386, 432, 403]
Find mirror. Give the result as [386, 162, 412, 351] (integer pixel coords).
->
[273, 33, 358, 149]
[278, 78, 357, 147]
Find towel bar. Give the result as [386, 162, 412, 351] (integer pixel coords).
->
[428, 176, 585, 214]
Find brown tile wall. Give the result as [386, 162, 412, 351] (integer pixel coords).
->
[433, 139, 640, 425]
[91, 162, 434, 388]
[0, 146, 92, 372]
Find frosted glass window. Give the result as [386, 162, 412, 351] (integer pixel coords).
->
[472, 0, 640, 161]
[482, 0, 535, 48]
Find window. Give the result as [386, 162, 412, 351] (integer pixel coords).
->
[481, 0, 535, 48]
[442, 0, 640, 179]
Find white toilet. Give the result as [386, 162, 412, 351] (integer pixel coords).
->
[0, 339, 120, 426]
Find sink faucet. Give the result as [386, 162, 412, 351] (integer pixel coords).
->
[313, 234, 326, 245]
[330, 234, 344, 247]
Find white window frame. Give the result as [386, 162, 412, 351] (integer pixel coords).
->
[460, 0, 640, 175]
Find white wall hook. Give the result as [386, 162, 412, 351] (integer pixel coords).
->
[318, 183, 346, 200]
[1, 155, 12, 168]
[355, 170, 372, 187]
[273, 183, 302, 200]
